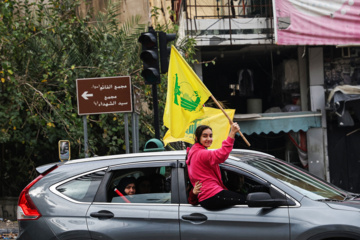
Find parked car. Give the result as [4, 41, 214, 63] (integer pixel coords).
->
[17, 149, 360, 240]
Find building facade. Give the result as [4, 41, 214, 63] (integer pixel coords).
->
[169, 0, 360, 192]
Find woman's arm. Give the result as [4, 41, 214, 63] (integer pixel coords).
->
[228, 122, 240, 139]
[208, 123, 240, 165]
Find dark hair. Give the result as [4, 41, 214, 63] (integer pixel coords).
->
[194, 125, 212, 144]
[185, 125, 212, 161]
[136, 176, 151, 194]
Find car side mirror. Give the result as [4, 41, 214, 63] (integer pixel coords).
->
[246, 192, 289, 208]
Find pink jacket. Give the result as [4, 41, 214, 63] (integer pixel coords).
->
[186, 137, 235, 202]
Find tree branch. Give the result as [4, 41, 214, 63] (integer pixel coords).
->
[24, 83, 73, 138]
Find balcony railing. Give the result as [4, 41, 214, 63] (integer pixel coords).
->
[185, 0, 273, 19]
[176, 0, 274, 45]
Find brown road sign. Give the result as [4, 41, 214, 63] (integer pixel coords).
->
[76, 76, 132, 115]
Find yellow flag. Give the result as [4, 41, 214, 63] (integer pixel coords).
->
[163, 107, 235, 149]
[163, 46, 212, 138]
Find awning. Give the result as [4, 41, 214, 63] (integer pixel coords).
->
[234, 111, 322, 135]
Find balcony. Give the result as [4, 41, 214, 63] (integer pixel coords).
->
[177, 0, 274, 46]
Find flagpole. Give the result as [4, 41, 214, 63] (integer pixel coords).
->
[210, 95, 251, 147]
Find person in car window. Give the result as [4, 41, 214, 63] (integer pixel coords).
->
[118, 177, 136, 196]
[150, 174, 166, 193]
[136, 176, 151, 194]
[186, 124, 246, 210]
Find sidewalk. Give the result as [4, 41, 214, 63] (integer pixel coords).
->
[0, 220, 18, 239]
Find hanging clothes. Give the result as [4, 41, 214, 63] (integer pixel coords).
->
[238, 68, 254, 96]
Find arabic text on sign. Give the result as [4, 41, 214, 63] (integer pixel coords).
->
[104, 96, 117, 101]
[91, 84, 128, 91]
[93, 101, 129, 107]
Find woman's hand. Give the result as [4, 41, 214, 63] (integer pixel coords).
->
[229, 122, 240, 139]
[192, 181, 202, 195]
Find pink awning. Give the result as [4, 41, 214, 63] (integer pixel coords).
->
[273, 0, 360, 45]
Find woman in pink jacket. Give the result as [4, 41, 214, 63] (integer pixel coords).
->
[186, 123, 246, 210]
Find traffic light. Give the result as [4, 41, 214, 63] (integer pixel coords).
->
[158, 32, 176, 74]
[138, 29, 160, 84]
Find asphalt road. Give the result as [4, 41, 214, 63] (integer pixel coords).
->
[0, 220, 18, 238]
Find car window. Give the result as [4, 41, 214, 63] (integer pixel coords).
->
[108, 166, 172, 204]
[56, 170, 106, 202]
[184, 166, 270, 204]
[244, 156, 347, 200]
[221, 169, 270, 196]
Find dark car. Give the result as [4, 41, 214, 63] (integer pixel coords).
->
[17, 149, 360, 239]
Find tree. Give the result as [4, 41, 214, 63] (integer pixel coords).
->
[0, 0, 197, 197]
[0, 0, 142, 196]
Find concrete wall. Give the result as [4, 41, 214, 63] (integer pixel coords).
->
[0, 197, 17, 221]
[77, 0, 150, 26]
[308, 47, 330, 181]
[185, 0, 220, 19]
[149, 0, 174, 27]
[28, 0, 151, 26]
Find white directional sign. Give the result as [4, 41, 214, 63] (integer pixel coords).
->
[76, 76, 132, 115]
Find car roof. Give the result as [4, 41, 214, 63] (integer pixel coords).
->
[63, 150, 187, 165]
[230, 149, 274, 158]
[36, 149, 274, 174]
[63, 149, 274, 165]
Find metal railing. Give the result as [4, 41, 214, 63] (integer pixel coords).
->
[178, 0, 274, 44]
[185, 0, 273, 19]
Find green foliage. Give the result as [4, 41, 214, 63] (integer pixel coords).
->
[0, 0, 145, 196]
[0, 0, 197, 196]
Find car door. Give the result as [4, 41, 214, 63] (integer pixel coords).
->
[179, 163, 291, 240]
[86, 160, 180, 240]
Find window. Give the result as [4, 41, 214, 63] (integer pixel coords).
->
[108, 166, 172, 204]
[184, 166, 270, 204]
[246, 157, 346, 200]
[221, 169, 270, 196]
[56, 170, 106, 202]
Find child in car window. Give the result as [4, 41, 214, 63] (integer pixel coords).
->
[136, 176, 151, 194]
[186, 124, 246, 210]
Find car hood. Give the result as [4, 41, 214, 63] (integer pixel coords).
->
[326, 198, 360, 211]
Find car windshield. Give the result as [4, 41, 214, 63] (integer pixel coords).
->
[232, 154, 347, 201]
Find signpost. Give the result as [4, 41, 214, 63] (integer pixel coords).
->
[132, 86, 141, 153]
[76, 76, 133, 157]
[76, 76, 132, 115]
